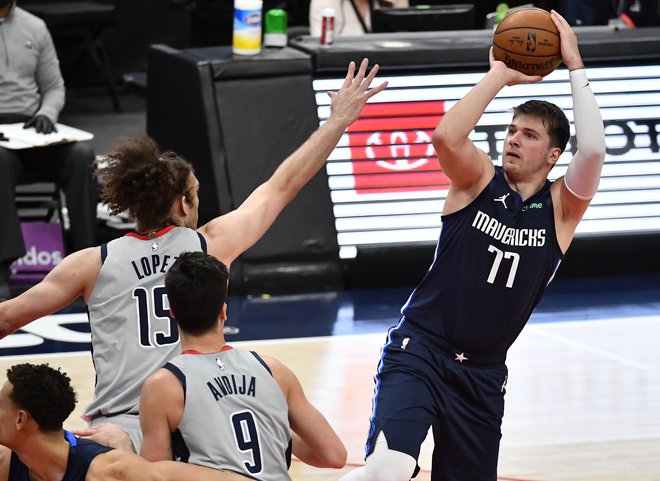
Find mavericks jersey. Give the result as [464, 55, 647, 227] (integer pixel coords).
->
[402, 166, 563, 357]
[9, 432, 112, 481]
[166, 347, 293, 481]
[85, 226, 206, 419]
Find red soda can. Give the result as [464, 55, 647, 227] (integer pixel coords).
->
[320, 8, 335, 46]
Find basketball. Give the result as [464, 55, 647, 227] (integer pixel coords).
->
[492, 8, 561, 77]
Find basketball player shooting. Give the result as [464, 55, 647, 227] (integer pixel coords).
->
[339, 10, 606, 481]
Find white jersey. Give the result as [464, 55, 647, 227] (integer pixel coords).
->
[166, 348, 292, 481]
[84, 226, 206, 419]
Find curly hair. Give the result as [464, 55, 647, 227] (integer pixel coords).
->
[7, 363, 77, 432]
[95, 135, 195, 230]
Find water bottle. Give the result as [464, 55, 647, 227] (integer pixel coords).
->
[233, 0, 263, 56]
[264, 8, 288, 48]
[320, 8, 335, 46]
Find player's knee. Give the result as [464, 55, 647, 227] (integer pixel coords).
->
[363, 450, 417, 481]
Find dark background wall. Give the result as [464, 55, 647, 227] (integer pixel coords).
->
[31, 0, 659, 86]
[44, 0, 311, 86]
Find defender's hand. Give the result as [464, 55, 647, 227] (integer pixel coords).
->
[327, 58, 388, 128]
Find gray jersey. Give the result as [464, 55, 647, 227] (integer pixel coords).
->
[84, 226, 206, 419]
[166, 348, 292, 481]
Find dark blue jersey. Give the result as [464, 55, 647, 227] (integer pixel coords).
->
[8, 432, 113, 481]
[401, 166, 563, 357]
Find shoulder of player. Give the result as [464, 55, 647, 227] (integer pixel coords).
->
[143, 367, 183, 395]
[256, 353, 300, 397]
[0, 445, 10, 481]
[196, 213, 242, 265]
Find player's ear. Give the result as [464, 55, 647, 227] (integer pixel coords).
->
[220, 303, 228, 322]
[16, 409, 29, 431]
[548, 147, 561, 166]
[180, 194, 190, 216]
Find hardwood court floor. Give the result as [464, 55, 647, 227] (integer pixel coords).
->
[0, 312, 658, 481]
[245, 315, 660, 481]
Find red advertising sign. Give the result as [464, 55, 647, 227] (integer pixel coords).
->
[345, 101, 451, 193]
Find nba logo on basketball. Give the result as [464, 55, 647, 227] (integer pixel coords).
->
[527, 32, 536, 52]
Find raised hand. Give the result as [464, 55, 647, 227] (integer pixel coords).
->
[550, 9, 584, 70]
[488, 47, 543, 86]
[327, 58, 388, 127]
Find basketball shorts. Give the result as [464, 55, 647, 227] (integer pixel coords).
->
[90, 412, 143, 453]
[365, 320, 508, 481]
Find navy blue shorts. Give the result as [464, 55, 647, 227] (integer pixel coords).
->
[365, 320, 508, 481]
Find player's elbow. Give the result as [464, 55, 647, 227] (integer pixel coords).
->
[0, 314, 16, 340]
[432, 125, 449, 153]
[579, 129, 607, 163]
[432, 124, 462, 160]
[321, 441, 348, 469]
[579, 145, 606, 168]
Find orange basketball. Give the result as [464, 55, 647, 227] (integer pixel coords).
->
[492, 7, 561, 77]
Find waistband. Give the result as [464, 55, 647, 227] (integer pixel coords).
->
[86, 410, 139, 423]
[397, 318, 507, 368]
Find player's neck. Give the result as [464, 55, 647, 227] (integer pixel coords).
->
[180, 330, 226, 354]
[504, 171, 547, 202]
[19, 433, 69, 481]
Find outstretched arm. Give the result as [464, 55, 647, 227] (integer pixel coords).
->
[264, 355, 347, 468]
[87, 449, 251, 481]
[0, 445, 10, 481]
[551, 10, 606, 227]
[433, 50, 543, 206]
[199, 58, 387, 266]
[0, 248, 100, 339]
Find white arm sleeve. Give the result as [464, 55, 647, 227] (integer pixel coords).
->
[563, 68, 607, 200]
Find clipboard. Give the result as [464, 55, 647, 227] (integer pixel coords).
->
[0, 122, 94, 150]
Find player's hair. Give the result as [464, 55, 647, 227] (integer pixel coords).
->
[165, 252, 230, 336]
[513, 100, 570, 153]
[6, 363, 77, 432]
[95, 134, 195, 231]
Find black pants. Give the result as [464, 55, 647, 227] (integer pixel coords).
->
[0, 142, 97, 264]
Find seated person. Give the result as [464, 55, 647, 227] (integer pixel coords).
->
[0, 0, 97, 299]
[309, 0, 408, 36]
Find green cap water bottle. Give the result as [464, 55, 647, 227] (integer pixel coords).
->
[495, 3, 509, 24]
[264, 9, 287, 47]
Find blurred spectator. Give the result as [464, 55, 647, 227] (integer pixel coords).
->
[619, 0, 660, 27]
[309, 0, 408, 36]
[560, 0, 616, 25]
[0, 0, 97, 299]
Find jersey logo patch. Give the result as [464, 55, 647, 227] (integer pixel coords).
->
[151, 242, 160, 252]
[454, 352, 468, 363]
[216, 357, 226, 371]
[494, 193, 510, 209]
[401, 337, 411, 350]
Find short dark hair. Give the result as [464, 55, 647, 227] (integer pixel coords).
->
[6, 363, 77, 432]
[165, 252, 230, 336]
[96, 134, 195, 231]
[512, 100, 570, 153]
